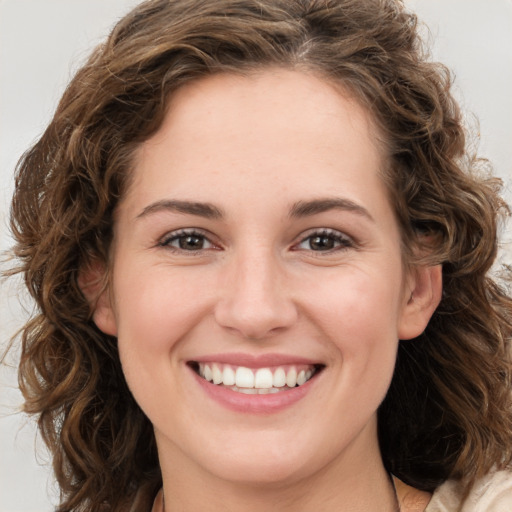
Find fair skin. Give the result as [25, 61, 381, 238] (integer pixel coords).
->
[89, 69, 441, 511]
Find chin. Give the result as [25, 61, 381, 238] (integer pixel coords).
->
[194, 436, 323, 488]
[209, 458, 309, 488]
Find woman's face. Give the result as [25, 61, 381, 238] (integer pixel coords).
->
[93, 70, 439, 487]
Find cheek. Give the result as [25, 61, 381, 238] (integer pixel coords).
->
[112, 264, 218, 386]
[302, 266, 402, 390]
[302, 265, 403, 340]
[112, 266, 218, 418]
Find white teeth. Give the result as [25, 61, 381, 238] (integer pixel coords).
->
[238, 387, 259, 394]
[231, 386, 291, 394]
[196, 362, 318, 392]
[254, 368, 273, 389]
[235, 366, 254, 388]
[222, 366, 236, 386]
[286, 367, 297, 388]
[204, 365, 213, 382]
[212, 364, 223, 384]
[297, 370, 307, 386]
[272, 367, 286, 388]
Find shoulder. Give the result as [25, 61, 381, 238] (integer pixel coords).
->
[426, 470, 512, 512]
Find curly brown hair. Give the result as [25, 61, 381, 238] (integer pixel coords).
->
[6, 0, 512, 510]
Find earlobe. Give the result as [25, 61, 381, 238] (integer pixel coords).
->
[78, 262, 118, 336]
[398, 264, 442, 340]
[92, 290, 118, 337]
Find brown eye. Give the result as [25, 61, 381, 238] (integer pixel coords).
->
[178, 234, 206, 250]
[295, 229, 353, 252]
[160, 230, 214, 251]
[308, 235, 337, 251]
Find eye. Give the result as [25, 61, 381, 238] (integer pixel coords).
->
[159, 229, 215, 252]
[294, 229, 354, 252]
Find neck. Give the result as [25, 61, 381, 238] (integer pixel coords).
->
[161, 470, 398, 512]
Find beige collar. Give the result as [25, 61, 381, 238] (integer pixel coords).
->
[393, 476, 432, 512]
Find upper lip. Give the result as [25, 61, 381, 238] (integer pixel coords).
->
[190, 352, 322, 368]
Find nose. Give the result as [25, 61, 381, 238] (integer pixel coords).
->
[214, 248, 298, 340]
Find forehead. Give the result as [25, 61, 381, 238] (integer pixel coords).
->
[167, 69, 382, 147]
[122, 69, 391, 220]
[137, 68, 385, 166]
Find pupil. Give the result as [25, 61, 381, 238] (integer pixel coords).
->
[179, 235, 203, 250]
[310, 235, 334, 250]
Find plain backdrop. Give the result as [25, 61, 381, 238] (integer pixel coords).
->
[1, 1, 511, 511]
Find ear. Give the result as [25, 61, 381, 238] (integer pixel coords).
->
[398, 264, 442, 340]
[78, 261, 118, 336]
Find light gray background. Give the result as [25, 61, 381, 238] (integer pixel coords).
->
[1, 1, 511, 511]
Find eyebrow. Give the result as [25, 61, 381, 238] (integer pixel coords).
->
[136, 197, 373, 222]
[137, 199, 224, 220]
[289, 197, 374, 221]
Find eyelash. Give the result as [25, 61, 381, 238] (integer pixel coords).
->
[158, 228, 354, 254]
[293, 228, 355, 253]
[158, 229, 217, 252]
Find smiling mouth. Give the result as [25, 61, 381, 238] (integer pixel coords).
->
[189, 362, 324, 394]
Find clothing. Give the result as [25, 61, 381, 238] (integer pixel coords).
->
[426, 470, 512, 512]
[150, 470, 512, 512]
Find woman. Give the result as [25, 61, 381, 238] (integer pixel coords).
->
[6, 0, 512, 510]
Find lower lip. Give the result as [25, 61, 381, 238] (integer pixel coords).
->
[191, 367, 318, 414]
